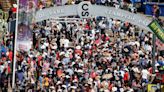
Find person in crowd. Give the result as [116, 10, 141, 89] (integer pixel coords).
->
[152, 4, 160, 19]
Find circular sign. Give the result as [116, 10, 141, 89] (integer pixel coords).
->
[78, 1, 92, 18]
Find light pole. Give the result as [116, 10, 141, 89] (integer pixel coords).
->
[152, 33, 156, 74]
[12, 0, 19, 91]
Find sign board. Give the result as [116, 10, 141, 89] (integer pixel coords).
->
[77, 1, 92, 18]
[35, 1, 152, 31]
[147, 84, 164, 92]
[148, 20, 164, 43]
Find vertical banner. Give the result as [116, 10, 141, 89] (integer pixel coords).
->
[17, 24, 32, 51]
[26, 0, 37, 24]
[19, 0, 38, 6]
[19, 0, 37, 24]
[147, 84, 164, 92]
[17, 0, 38, 51]
[19, 0, 27, 6]
[148, 20, 164, 43]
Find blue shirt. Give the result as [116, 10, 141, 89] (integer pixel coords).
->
[158, 60, 164, 66]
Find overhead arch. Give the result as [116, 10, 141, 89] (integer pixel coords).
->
[35, 1, 152, 31]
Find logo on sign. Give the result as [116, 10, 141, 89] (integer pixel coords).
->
[78, 1, 91, 18]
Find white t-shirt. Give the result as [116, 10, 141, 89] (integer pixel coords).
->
[141, 69, 150, 79]
[57, 23, 62, 31]
[60, 38, 65, 46]
[119, 70, 125, 78]
[132, 67, 140, 73]
[41, 44, 46, 49]
[0, 65, 5, 73]
[44, 42, 49, 47]
[144, 45, 152, 52]
[64, 39, 69, 48]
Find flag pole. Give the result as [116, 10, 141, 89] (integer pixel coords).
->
[12, 0, 19, 91]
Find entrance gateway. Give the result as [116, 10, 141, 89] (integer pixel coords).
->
[35, 1, 151, 30]
[34, 1, 164, 43]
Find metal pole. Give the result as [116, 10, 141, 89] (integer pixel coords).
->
[12, 0, 19, 91]
[8, 21, 10, 33]
[152, 33, 156, 74]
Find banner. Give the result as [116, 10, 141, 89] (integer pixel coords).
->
[20, 0, 38, 7]
[148, 20, 164, 43]
[19, 0, 37, 24]
[147, 84, 164, 92]
[17, 0, 37, 51]
[35, 2, 152, 31]
[17, 24, 32, 51]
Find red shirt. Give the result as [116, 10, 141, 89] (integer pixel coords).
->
[37, 55, 42, 66]
[94, 39, 101, 45]
[57, 69, 63, 77]
[124, 72, 129, 81]
[88, 50, 92, 55]
[8, 51, 13, 62]
[56, 52, 60, 60]
[85, 24, 91, 30]
[90, 71, 97, 79]
[8, 66, 11, 74]
[75, 49, 82, 56]
[108, 83, 113, 91]
[105, 36, 110, 42]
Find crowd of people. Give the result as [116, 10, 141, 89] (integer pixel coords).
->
[0, 0, 164, 92]
[1, 16, 164, 92]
